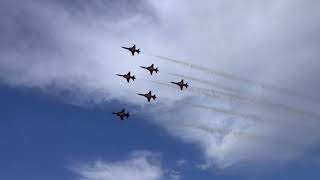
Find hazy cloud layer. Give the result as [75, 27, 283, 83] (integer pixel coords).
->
[1, 0, 320, 169]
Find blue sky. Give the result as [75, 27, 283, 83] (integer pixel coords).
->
[1, 0, 320, 179]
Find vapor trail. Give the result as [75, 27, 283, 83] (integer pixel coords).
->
[192, 86, 320, 121]
[170, 72, 320, 123]
[153, 55, 320, 103]
[149, 80, 320, 122]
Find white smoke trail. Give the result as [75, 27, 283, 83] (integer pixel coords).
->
[148, 80, 320, 123]
[153, 55, 320, 104]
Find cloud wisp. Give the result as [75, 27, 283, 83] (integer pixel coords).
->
[71, 151, 179, 180]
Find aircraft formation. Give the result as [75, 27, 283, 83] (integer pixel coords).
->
[113, 44, 189, 120]
[111, 43, 320, 149]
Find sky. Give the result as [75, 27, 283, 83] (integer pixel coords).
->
[1, 0, 320, 179]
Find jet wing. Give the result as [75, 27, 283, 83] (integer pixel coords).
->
[131, 51, 134, 56]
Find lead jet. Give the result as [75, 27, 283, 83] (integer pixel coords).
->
[112, 109, 130, 120]
[116, 72, 136, 83]
[122, 45, 141, 56]
[140, 64, 159, 75]
[171, 79, 189, 90]
[138, 91, 156, 102]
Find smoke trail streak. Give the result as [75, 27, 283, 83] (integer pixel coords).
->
[148, 80, 179, 89]
[192, 86, 320, 121]
[168, 72, 243, 94]
[149, 80, 320, 122]
[153, 55, 320, 103]
[170, 73, 320, 124]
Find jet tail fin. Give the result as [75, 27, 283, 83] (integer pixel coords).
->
[137, 49, 140, 54]
[185, 83, 189, 88]
[155, 68, 159, 73]
[132, 75, 136, 81]
[125, 113, 130, 119]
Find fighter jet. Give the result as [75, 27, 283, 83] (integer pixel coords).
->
[171, 79, 189, 90]
[122, 45, 141, 56]
[112, 109, 130, 120]
[138, 91, 156, 102]
[140, 64, 159, 75]
[116, 72, 136, 83]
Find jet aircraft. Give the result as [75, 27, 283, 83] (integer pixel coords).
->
[171, 79, 189, 90]
[138, 91, 157, 102]
[116, 72, 136, 83]
[122, 45, 141, 56]
[112, 109, 130, 120]
[140, 64, 159, 75]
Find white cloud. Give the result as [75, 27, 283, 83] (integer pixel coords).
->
[71, 151, 177, 180]
[1, 0, 320, 169]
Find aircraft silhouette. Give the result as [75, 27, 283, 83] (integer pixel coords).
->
[138, 91, 156, 102]
[171, 79, 189, 90]
[140, 64, 159, 75]
[112, 109, 130, 120]
[122, 45, 140, 56]
[116, 72, 136, 83]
